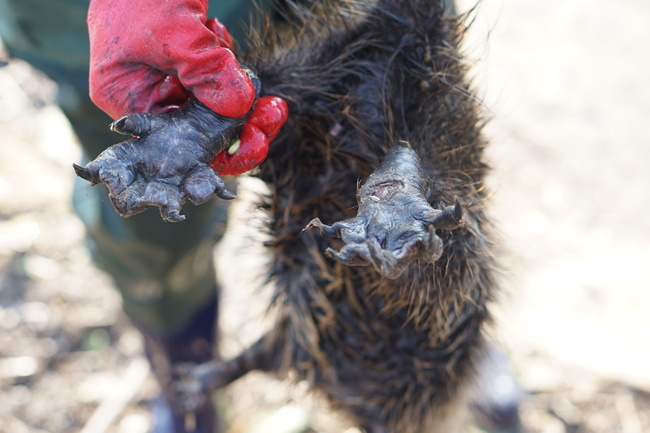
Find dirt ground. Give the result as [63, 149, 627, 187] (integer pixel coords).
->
[1, 0, 650, 432]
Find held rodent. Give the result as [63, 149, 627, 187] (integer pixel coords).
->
[182, 1, 498, 432]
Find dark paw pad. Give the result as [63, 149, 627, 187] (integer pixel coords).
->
[73, 99, 242, 222]
[306, 147, 464, 279]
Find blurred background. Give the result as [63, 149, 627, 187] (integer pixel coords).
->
[1, 0, 649, 432]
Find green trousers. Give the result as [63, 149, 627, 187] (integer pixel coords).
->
[0, 0, 456, 333]
[0, 0, 268, 333]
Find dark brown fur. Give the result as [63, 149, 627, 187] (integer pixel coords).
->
[190, 1, 497, 431]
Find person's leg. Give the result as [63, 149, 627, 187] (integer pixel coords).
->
[0, 0, 267, 431]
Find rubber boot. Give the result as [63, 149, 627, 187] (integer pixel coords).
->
[136, 294, 220, 433]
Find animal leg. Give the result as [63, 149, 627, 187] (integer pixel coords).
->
[174, 335, 277, 412]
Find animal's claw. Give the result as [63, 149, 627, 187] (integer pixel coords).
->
[425, 197, 464, 229]
[110, 113, 156, 136]
[72, 163, 94, 183]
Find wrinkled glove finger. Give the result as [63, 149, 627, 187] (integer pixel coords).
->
[204, 17, 234, 49]
[210, 122, 267, 176]
[183, 165, 235, 205]
[246, 96, 289, 141]
[210, 96, 288, 176]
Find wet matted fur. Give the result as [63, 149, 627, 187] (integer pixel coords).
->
[190, 1, 497, 432]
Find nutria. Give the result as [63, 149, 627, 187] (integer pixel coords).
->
[188, 0, 495, 431]
[76, 0, 497, 431]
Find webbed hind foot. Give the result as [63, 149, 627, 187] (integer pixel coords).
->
[72, 98, 243, 222]
[307, 147, 463, 279]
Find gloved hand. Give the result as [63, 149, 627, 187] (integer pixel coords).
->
[88, 0, 254, 119]
[78, 0, 288, 221]
[74, 96, 253, 222]
[87, 0, 287, 176]
[210, 95, 288, 175]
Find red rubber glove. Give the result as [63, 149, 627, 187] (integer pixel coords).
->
[88, 0, 253, 118]
[87, 0, 287, 175]
[210, 96, 288, 175]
